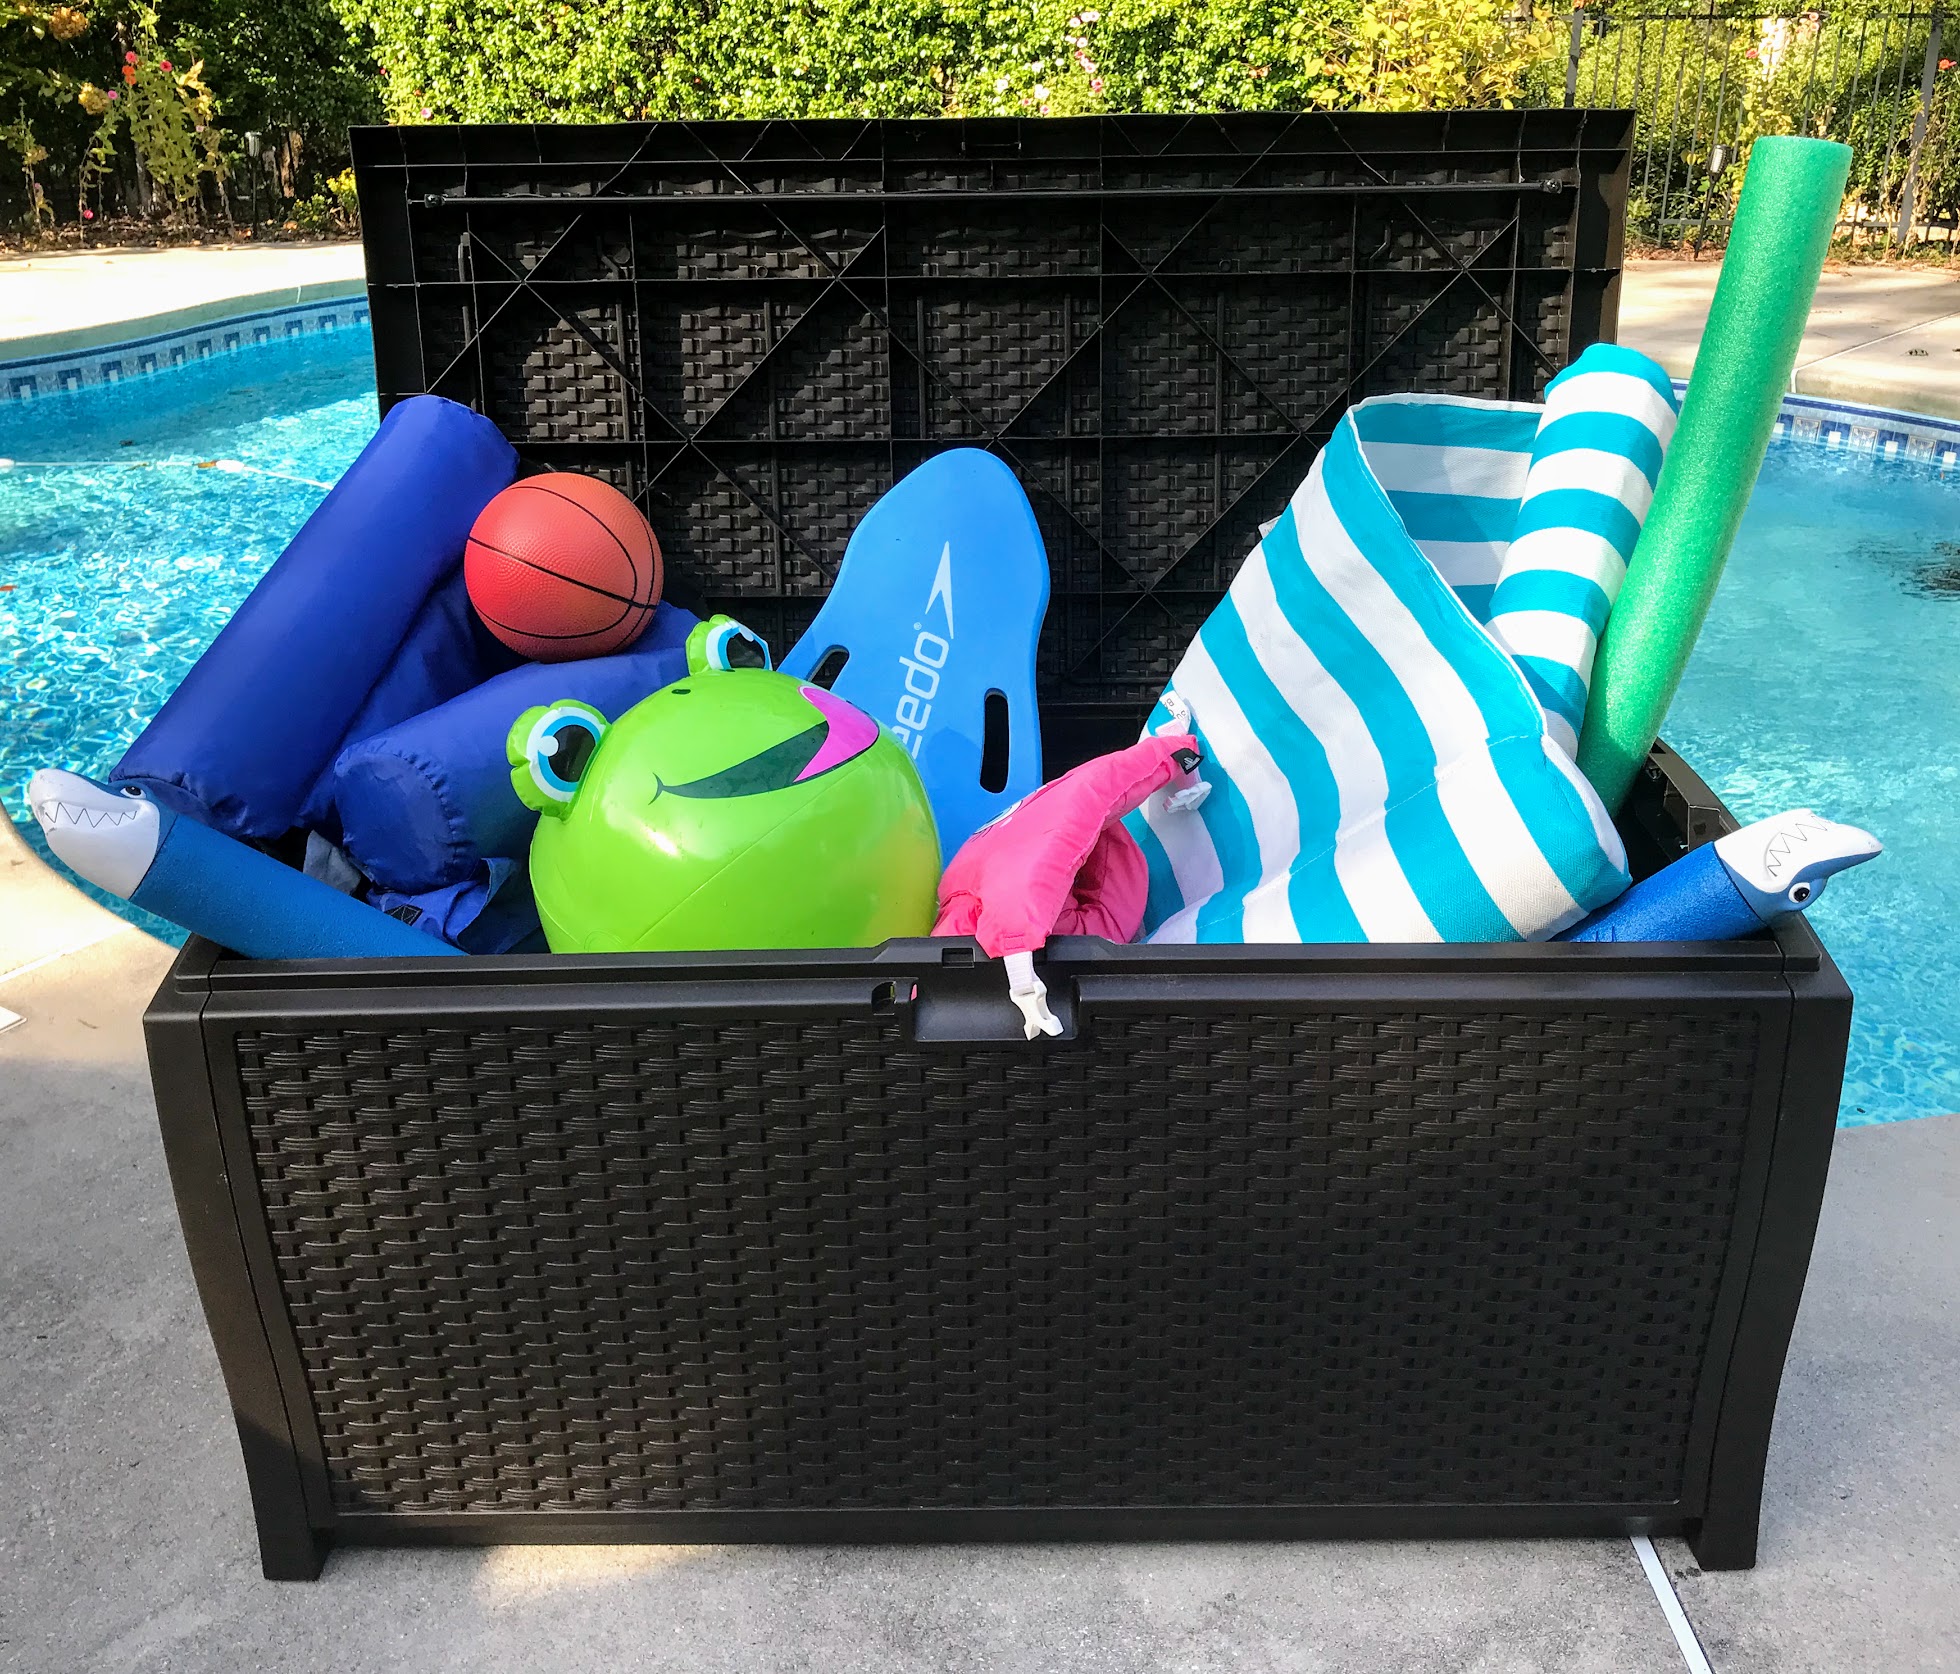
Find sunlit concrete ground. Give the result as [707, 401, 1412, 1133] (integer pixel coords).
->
[0, 240, 363, 359]
[1621, 257, 1960, 419]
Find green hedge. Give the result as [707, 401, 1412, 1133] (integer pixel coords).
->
[173, 1, 382, 153]
[0, 0, 1581, 227]
[327, 0, 1356, 125]
[22, 0, 1948, 247]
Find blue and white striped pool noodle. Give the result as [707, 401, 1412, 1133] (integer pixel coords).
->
[1486, 344, 1680, 758]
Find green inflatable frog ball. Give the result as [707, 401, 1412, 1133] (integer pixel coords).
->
[507, 615, 942, 953]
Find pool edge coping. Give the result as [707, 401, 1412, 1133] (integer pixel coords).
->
[0, 276, 367, 366]
[1668, 380, 1960, 467]
[2, 293, 374, 408]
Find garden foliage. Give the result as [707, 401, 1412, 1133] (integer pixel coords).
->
[328, 0, 1566, 125]
[0, 0, 379, 226]
[1567, 3, 1959, 243]
[1, 0, 1956, 247]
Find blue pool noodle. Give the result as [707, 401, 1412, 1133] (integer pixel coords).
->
[33, 769, 460, 957]
[1557, 844, 1759, 942]
[1558, 808, 1879, 943]
[133, 806, 460, 959]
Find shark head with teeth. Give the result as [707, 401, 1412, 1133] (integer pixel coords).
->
[25, 769, 167, 898]
[1713, 808, 1883, 919]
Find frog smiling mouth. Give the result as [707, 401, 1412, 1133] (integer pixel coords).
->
[661, 684, 879, 800]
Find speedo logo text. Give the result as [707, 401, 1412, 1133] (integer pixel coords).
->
[889, 542, 954, 758]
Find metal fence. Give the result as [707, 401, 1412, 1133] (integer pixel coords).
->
[1554, 4, 1954, 249]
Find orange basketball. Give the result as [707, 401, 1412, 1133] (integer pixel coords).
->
[464, 473, 663, 661]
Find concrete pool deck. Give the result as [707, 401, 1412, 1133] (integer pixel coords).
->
[3, 244, 1957, 417]
[0, 242, 364, 363]
[4, 244, 1959, 1672]
[1620, 258, 1960, 421]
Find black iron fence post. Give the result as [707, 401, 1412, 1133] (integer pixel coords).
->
[1539, 4, 1960, 249]
[1895, 6, 1946, 246]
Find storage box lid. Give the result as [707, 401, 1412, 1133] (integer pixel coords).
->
[351, 110, 1633, 748]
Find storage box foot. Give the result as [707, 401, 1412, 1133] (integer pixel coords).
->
[256, 1523, 329, 1582]
[1687, 1511, 1758, 1572]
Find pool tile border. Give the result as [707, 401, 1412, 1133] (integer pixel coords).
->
[1776, 392, 1960, 469]
[5, 312, 1956, 472]
[1, 295, 370, 402]
[1667, 380, 1960, 470]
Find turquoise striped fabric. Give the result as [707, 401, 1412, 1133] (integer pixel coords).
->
[1487, 344, 1680, 755]
[1123, 355, 1672, 945]
[1356, 395, 1541, 626]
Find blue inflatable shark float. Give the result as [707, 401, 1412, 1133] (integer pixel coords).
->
[28, 769, 458, 961]
[1559, 807, 1880, 943]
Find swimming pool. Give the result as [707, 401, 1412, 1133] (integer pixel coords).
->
[0, 331, 378, 940]
[2, 330, 1955, 1124]
[1664, 443, 1960, 1126]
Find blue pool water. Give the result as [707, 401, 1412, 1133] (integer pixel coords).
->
[1664, 443, 1960, 1126]
[0, 332, 378, 940]
[2, 330, 1956, 1124]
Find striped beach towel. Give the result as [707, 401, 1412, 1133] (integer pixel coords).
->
[1125, 344, 1675, 945]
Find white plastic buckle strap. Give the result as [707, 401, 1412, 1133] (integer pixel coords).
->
[1154, 692, 1193, 735]
[1002, 950, 1063, 1041]
[1153, 696, 1210, 813]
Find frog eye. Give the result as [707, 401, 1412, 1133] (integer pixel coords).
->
[507, 701, 609, 817]
[687, 614, 772, 675]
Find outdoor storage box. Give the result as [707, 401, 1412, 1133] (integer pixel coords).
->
[145, 112, 1850, 1579]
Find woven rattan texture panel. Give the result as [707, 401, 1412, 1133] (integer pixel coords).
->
[360, 115, 1617, 711]
[237, 1005, 1755, 1516]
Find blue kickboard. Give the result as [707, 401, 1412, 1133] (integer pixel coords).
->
[781, 448, 1048, 855]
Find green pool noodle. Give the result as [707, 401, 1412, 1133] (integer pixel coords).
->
[1576, 136, 1852, 814]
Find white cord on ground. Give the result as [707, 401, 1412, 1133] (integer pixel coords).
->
[1631, 1535, 1716, 1674]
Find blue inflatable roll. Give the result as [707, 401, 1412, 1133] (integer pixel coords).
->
[28, 769, 460, 960]
[330, 604, 701, 893]
[114, 395, 519, 839]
